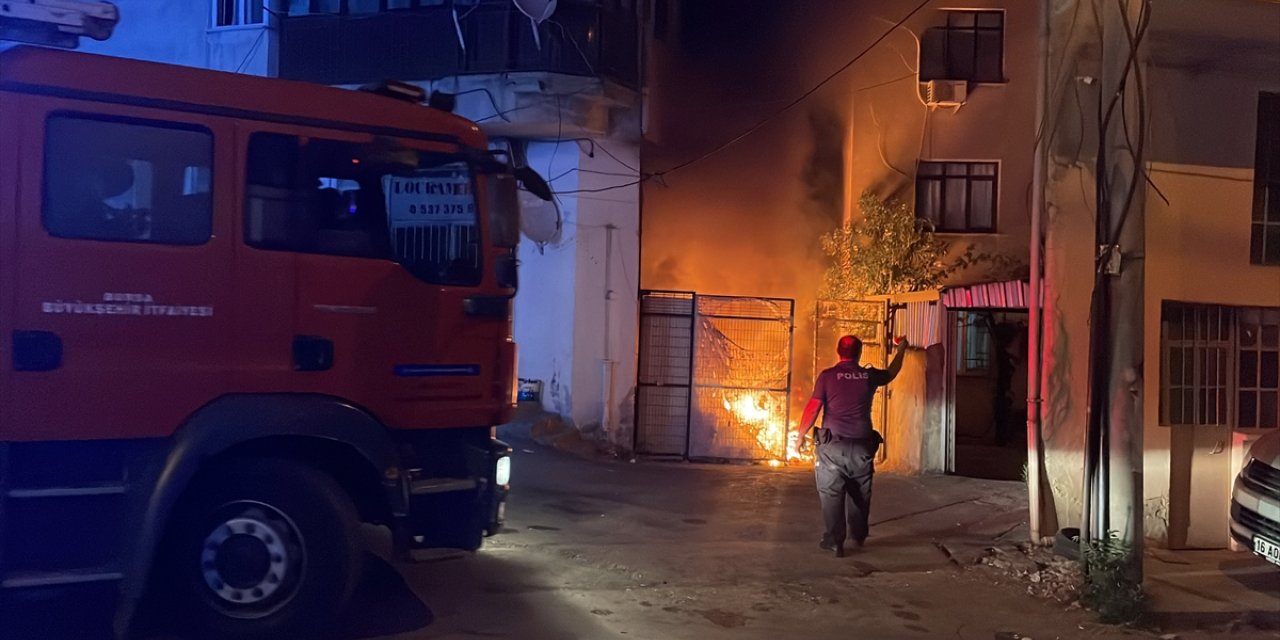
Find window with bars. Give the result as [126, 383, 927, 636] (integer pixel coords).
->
[1253, 92, 1280, 266]
[916, 161, 998, 233]
[1160, 302, 1280, 429]
[1238, 307, 1280, 428]
[919, 10, 1004, 84]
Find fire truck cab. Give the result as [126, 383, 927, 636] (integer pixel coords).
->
[0, 9, 542, 637]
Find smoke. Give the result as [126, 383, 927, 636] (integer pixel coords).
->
[640, 0, 926, 423]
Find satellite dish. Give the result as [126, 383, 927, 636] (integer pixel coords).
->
[519, 189, 561, 247]
[512, 0, 557, 49]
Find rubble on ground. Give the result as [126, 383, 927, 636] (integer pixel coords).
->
[971, 542, 1083, 606]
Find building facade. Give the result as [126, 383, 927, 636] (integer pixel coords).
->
[638, 0, 1037, 473]
[1039, 0, 1280, 549]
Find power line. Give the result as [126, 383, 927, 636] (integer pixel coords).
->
[551, 0, 935, 195]
[234, 27, 267, 74]
[449, 87, 511, 122]
[658, 0, 933, 176]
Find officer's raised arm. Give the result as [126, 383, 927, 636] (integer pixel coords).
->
[883, 337, 910, 383]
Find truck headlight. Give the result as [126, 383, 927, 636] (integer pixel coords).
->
[495, 456, 511, 487]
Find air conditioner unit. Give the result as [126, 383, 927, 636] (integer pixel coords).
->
[921, 80, 968, 107]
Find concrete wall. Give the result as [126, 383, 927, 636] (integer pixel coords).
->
[79, 1, 270, 75]
[1041, 0, 1280, 547]
[571, 144, 642, 445]
[880, 348, 947, 474]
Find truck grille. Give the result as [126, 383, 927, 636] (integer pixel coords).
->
[1241, 460, 1280, 499]
[1231, 502, 1280, 541]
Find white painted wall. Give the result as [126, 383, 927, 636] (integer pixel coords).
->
[513, 139, 642, 446]
[571, 142, 641, 443]
[514, 142, 582, 420]
[77, 1, 270, 75]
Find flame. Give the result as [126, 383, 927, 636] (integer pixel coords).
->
[720, 391, 812, 465]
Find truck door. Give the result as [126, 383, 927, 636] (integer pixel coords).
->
[237, 127, 496, 426]
[8, 99, 233, 442]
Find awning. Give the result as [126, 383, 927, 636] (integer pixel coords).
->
[940, 280, 1036, 309]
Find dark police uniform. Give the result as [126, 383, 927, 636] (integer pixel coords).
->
[811, 360, 891, 547]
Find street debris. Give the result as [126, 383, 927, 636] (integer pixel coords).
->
[973, 543, 1083, 606]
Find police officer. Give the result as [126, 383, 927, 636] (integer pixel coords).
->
[795, 334, 908, 557]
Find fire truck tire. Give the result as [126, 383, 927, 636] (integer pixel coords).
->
[162, 457, 364, 640]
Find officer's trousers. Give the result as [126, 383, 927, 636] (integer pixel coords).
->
[814, 437, 877, 544]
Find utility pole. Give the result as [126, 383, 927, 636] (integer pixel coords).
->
[1026, 0, 1050, 545]
[1085, 0, 1146, 580]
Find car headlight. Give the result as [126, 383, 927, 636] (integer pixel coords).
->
[495, 456, 511, 487]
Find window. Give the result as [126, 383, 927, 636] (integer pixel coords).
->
[916, 161, 998, 232]
[1252, 92, 1280, 265]
[245, 132, 482, 285]
[1161, 303, 1232, 426]
[288, 0, 448, 14]
[1160, 302, 1280, 429]
[920, 10, 1004, 84]
[43, 116, 213, 245]
[955, 312, 991, 374]
[1238, 308, 1280, 428]
[214, 0, 264, 27]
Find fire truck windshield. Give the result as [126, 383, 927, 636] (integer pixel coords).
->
[246, 133, 516, 286]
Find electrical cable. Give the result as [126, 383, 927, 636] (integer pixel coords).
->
[550, 19, 597, 76]
[657, 0, 933, 177]
[1106, 0, 1152, 248]
[588, 139, 641, 174]
[449, 87, 512, 122]
[475, 87, 596, 123]
[1032, 0, 1086, 154]
[548, 93, 564, 205]
[551, 0, 935, 195]
[455, 0, 480, 22]
[234, 27, 268, 74]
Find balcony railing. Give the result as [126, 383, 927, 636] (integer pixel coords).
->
[275, 1, 640, 88]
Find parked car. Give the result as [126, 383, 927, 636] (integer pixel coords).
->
[1230, 430, 1280, 568]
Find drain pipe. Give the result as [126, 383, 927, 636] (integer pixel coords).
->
[602, 224, 618, 437]
[1026, 0, 1051, 544]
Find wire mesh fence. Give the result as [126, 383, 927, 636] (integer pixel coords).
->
[688, 296, 795, 460]
[635, 291, 796, 460]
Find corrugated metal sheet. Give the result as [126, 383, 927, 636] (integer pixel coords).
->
[896, 300, 943, 347]
[940, 280, 1036, 309]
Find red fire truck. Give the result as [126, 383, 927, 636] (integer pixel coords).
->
[0, 3, 547, 637]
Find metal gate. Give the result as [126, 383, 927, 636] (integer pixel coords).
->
[812, 299, 888, 382]
[635, 291, 795, 461]
[635, 291, 696, 456]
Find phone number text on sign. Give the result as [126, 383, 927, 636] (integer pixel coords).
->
[384, 170, 476, 227]
[405, 203, 475, 216]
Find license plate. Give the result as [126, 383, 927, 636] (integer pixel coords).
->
[1254, 534, 1280, 567]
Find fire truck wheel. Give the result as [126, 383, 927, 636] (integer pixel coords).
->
[163, 457, 364, 640]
